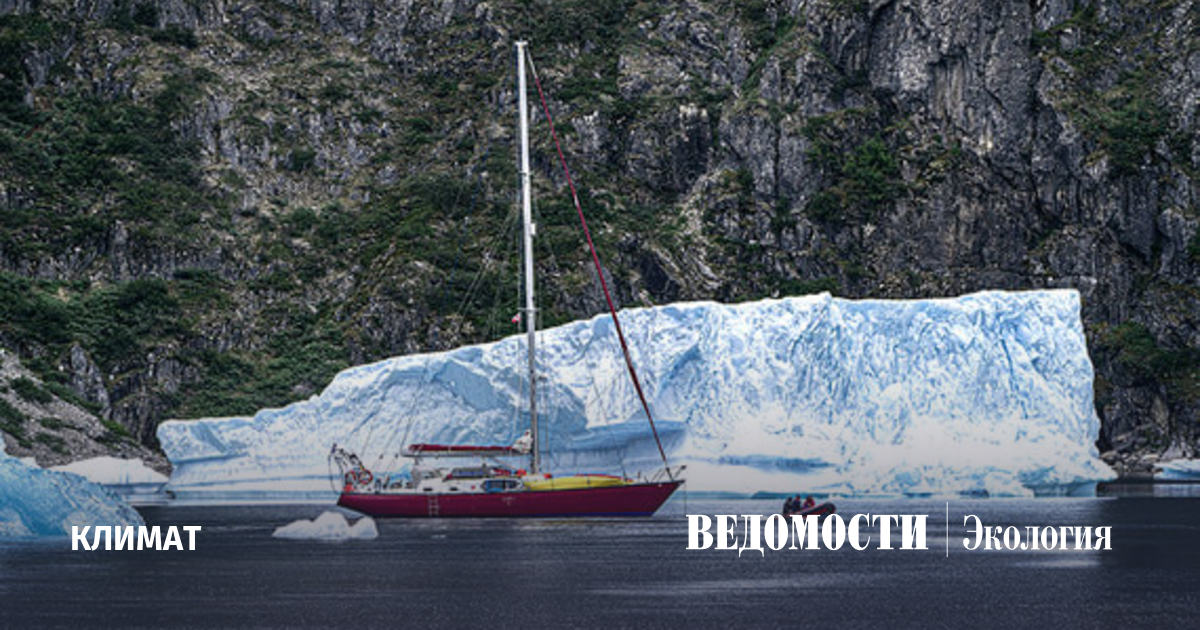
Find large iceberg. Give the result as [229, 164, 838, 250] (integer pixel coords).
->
[158, 290, 1113, 499]
[0, 444, 144, 537]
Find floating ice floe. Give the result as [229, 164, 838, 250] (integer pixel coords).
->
[272, 511, 378, 541]
[0, 443, 144, 537]
[159, 290, 1114, 499]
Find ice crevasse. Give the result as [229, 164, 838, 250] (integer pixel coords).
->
[158, 290, 1115, 499]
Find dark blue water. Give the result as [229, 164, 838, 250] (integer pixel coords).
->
[2, 497, 1198, 628]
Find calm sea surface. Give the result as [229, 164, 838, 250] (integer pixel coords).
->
[2, 496, 1198, 628]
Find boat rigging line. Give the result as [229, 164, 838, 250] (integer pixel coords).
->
[524, 49, 673, 479]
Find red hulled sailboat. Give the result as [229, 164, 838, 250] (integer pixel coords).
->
[331, 42, 684, 518]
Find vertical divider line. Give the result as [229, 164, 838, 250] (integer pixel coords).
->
[945, 501, 949, 558]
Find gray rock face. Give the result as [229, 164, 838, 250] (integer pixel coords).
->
[0, 0, 1196, 472]
[66, 344, 110, 418]
[0, 349, 168, 472]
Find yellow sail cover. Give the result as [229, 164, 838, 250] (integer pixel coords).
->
[522, 475, 631, 491]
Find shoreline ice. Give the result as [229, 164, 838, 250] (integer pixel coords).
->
[1157, 459, 1200, 480]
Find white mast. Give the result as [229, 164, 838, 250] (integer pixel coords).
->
[516, 41, 540, 474]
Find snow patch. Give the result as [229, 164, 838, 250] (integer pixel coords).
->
[272, 511, 378, 540]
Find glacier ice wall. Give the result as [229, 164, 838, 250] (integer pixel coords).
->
[0, 444, 144, 538]
[157, 290, 1113, 498]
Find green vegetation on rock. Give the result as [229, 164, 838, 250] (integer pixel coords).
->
[38, 417, 67, 430]
[0, 81, 217, 257]
[1098, 321, 1200, 400]
[11, 378, 52, 404]
[1084, 77, 1168, 176]
[0, 398, 29, 447]
[34, 431, 67, 453]
[804, 120, 902, 225]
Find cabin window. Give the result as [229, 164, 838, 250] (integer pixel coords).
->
[448, 467, 490, 479]
[483, 479, 520, 493]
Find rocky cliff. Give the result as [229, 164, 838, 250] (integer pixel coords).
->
[0, 0, 1196, 473]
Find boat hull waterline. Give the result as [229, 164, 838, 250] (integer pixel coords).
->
[338, 481, 683, 518]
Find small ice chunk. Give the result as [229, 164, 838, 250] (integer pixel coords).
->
[272, 511, 378, 540]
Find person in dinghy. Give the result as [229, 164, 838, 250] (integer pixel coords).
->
[782, 494, 836, 518]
